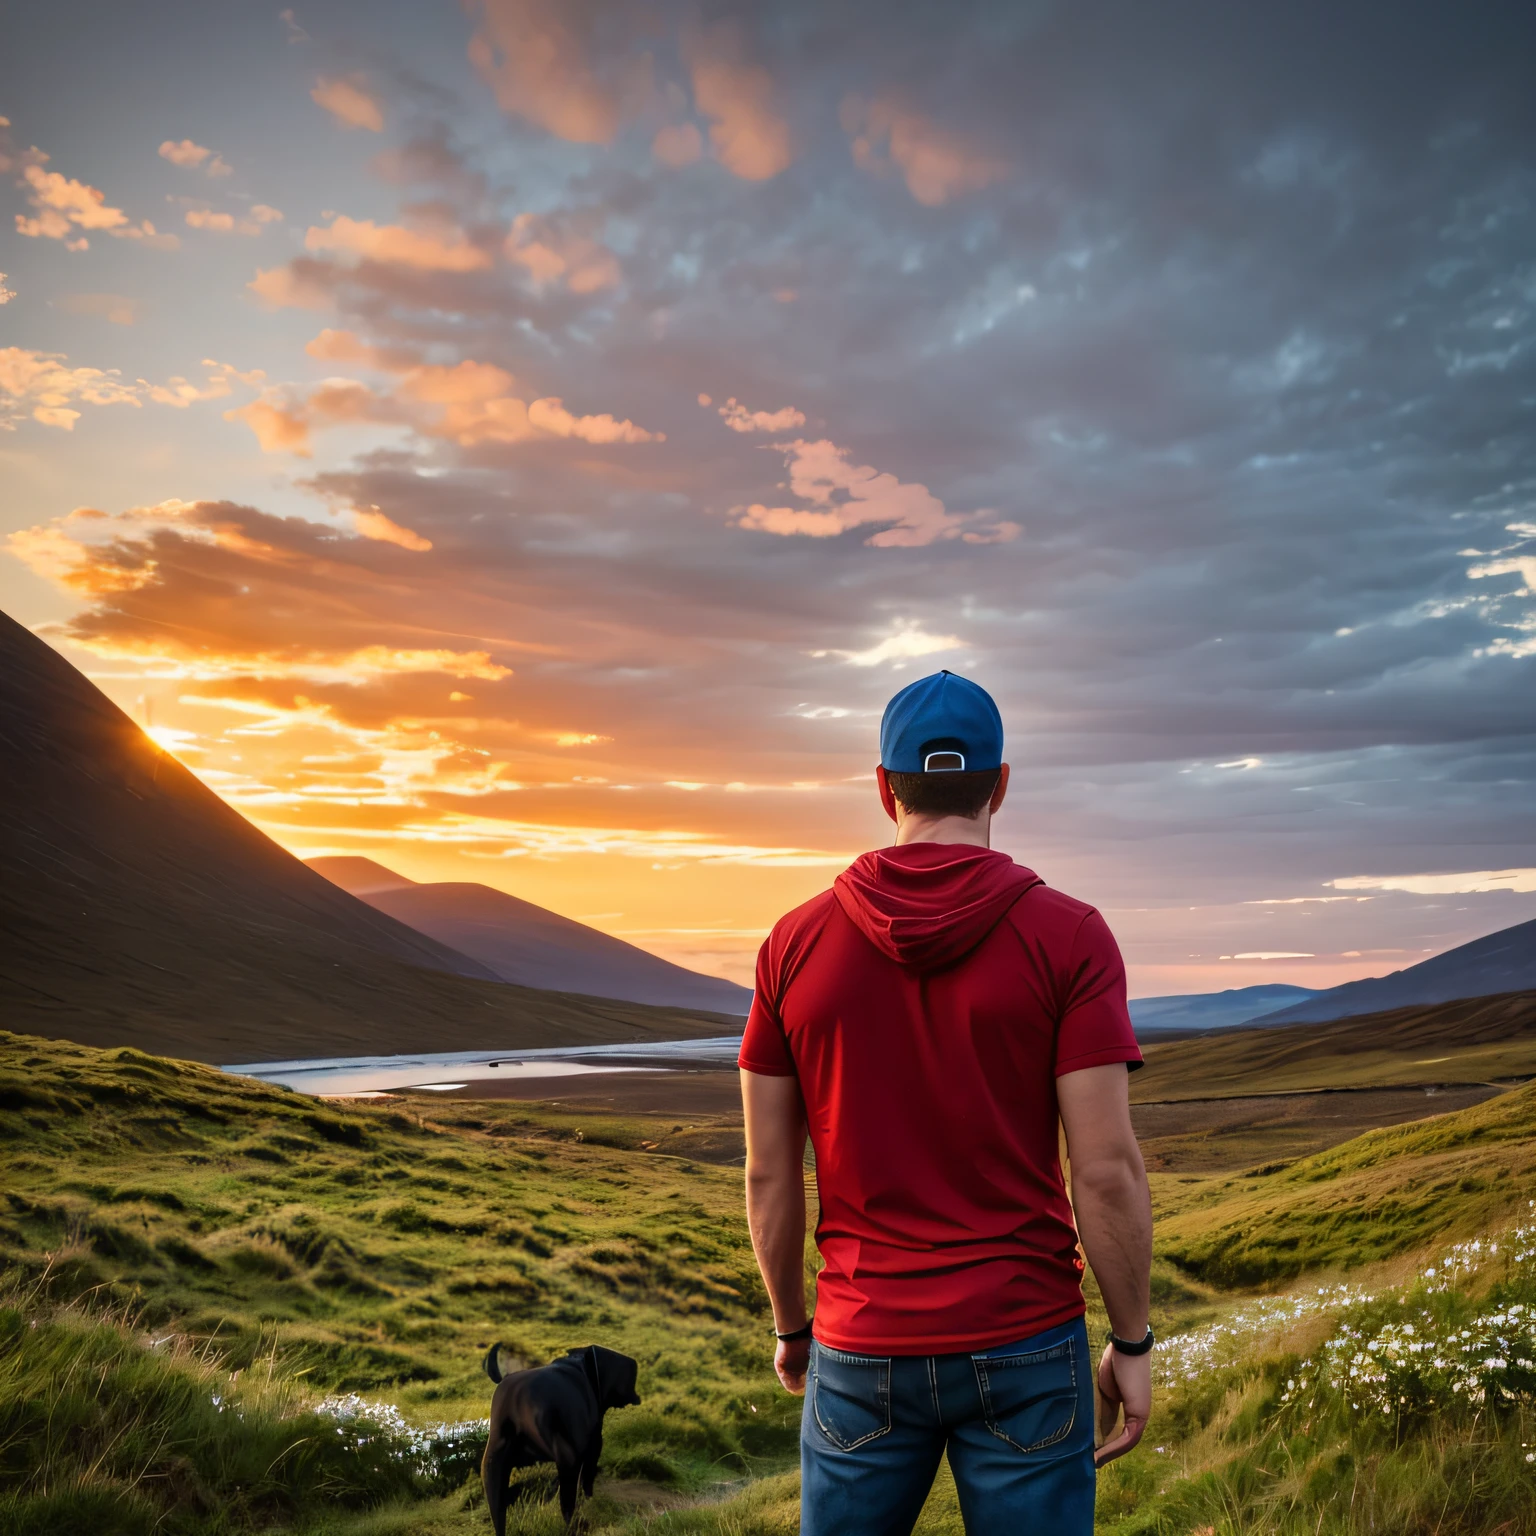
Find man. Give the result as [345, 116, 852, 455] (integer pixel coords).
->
[738, 670, 1152, 1535]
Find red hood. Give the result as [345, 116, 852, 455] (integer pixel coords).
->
[833, 843, 1041, 971]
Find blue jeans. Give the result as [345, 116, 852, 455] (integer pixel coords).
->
[800, 1317, 1094, 1536]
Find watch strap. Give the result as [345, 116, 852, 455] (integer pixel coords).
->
[775, 1318, 814, 1342]
[1109, 1326, 1155, 1356]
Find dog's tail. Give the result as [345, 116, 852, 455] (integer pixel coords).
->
[482, 1342, 526, 1384]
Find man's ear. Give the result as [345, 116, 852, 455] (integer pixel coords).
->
[876, 764, 899, 824]
[989, 763, 1011, 815]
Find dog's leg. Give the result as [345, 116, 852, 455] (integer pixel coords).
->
[481, 1428, 515, 1536]
[581, 1430, 601, 1498]
[552, 1437, 581, 1525]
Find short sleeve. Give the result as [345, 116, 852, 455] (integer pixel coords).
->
[737, 932, 796, 1076]
[1053, 908, 1143, 1076]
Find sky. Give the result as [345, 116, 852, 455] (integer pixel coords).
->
[3, 0, 1535, 997]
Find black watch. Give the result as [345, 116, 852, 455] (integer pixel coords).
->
[775, 1318, 814, 1342]
[1109, 1326, 1155, 1356]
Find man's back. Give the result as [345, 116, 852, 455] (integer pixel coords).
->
[740, 841, 1140, 1352]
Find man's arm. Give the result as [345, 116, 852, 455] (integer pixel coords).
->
[1057, 1063, 1153, 1466]
[740, 1068, 811, 1394]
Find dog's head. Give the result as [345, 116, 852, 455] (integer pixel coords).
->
[589, 1345, 642, 1408]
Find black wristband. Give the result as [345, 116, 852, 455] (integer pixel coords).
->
[775, 1318, 814, 1342]
[1109, 1326, 1155, 1356]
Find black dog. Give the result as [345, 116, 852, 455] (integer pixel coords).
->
[480, 1343, 641, 1530]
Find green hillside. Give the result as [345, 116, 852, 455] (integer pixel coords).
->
[6, 1028, 1536, 1535]
[1134, 988, 1536, 1101]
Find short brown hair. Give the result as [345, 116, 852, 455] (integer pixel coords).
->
[885, 768, 1002, 820]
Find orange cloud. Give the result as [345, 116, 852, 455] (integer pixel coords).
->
[159, 139, 232, 176]
[353, 507, 432, 551]
[311, 76, 384, 132]
[304, 215, 492, 272]
[146, 360, 266, 408]
[55, 292, 142, 325]
[652, 122, 703, 168]
[467, 0, 640, 144]
[504, 213, 621, 293]
[224, 394, 315, 455]
[225, 353, 662, 454]
[733, 437, 1015, 547]
[0, 346, 143, 431]
[527, 396, 663, 444]
[687, 31, 793, 181]
[842, 97, 1008, 206]
[0, 273, 12, 305]
[717, 396, 805, 434]
[248, 263, 332, 310]
[186, 205, 281, 235]
[14, 162, 178, 250]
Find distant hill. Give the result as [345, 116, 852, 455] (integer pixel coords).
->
[308, 857, 754, 1016]
[1129, 984, 1319, 1035]
[1134, 988, 1536, 1102]
[0, 609, 733, 1063]
[1251, 916, 1536, 1025]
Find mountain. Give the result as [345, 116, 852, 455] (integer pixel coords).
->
[1129, 984, 1319, 1035]
[1251, 916, 1536, 1025]
[1133, 988, 1536, 1102]
[0, 609, 733, 1063]
[307, 857, 754, 1016]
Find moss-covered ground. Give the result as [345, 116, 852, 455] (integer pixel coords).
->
[6, 1030, 1536, 1533]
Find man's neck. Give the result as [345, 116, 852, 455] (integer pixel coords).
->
[892, 811, 992, 849]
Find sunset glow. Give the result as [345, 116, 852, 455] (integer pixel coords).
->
[4, 4, 1534, 992]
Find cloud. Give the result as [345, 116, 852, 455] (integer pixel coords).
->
[248, 263, 332, 310]
[0, 346, 142, 431]
[1329, 870, 1536, 896]
[186, 205, 284, 236]
[146, 360, 266, 408]
[0, 274, 13, 305]
[842, 96, 1008, 206]
[717, 397, 805, 434]
[503, 213, 620, 293]
[311, 76, 384, 132]
[279, 9, 308, 43]
[158, 139, 231, 176]
[55, 292, 144, 325]
[467, 0, 642, 144]
[224, 354, 662, 454]
[652, 122, 703, 168]
[526, 396, 662, 444]
[687, 30, 793, 181]
[304, 215, 492, 271]
[353, 507, 432, 551]
[734, 438, 1011, 547]
[224, 394, 316, 455]
[13, 162, 177, 250]
[814, 625, 967, 668]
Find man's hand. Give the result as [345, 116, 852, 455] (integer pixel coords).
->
[775, 1336, 810, 1395]
[1094, 1342, 1151, 1466]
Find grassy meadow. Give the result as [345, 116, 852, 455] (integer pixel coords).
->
[4, 1028, 1536, 1534]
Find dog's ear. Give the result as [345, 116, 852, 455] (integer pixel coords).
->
[592, 1346, 642, 1408]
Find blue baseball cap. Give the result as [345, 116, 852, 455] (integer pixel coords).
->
[879, 671, 1004, 773]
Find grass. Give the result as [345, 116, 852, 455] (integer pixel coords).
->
[1150, 1078, 1536, 1286]
[1134, 989, 1536, 1101]
[6, 1028, 1536, 1533]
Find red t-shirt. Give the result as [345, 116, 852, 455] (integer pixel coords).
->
[739, 841, 1141, 1354]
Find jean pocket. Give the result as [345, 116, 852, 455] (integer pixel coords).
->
[810, 1344, 892, 1451]
[972, 1336, 1079, 1454]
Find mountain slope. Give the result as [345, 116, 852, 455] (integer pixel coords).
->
[1129, 984, 1319, 1034]
[308, 856, 753, 1015]
[1252, 915, 1536, 1024]
[0, 610, 731, 1062]
[1133, 988, 1536, 1102]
